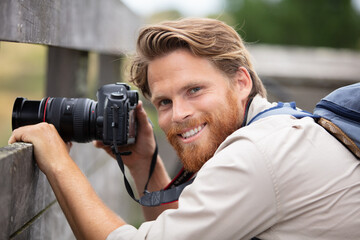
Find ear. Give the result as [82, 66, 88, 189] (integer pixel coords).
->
[233, 67, 253, 101]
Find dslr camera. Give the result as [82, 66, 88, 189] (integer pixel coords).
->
[12, 83, 138, 145]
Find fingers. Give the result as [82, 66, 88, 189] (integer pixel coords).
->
[9, 122, 67, 151]
[9, 123, 42, 145]
[8, 130, 20, 145]
[8, 124, 34, 144]
[136, 101, 155, 135]
[66, 142, 73, 153]
[93, 140, 105, 149]
[8, 123, 72, 173]
[136, 101, 148, 123]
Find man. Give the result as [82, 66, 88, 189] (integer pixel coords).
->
[9, 18, 360, 239]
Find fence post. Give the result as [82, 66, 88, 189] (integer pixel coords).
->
[46, 47, 89, 98]
[98, 53, 123, 86]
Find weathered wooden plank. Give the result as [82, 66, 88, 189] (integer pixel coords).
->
[10, 200, 74, 240]
[0, 143, 55, 239]
[0, 144, 14, 239]
[0, 0, 142, 54]
[248, 44, 360, 84]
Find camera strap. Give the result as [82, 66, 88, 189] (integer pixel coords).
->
[111, 104, 195, 207]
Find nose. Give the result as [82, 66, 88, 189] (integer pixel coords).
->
[172, 99, 193, 123]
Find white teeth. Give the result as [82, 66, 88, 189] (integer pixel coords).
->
[181, 125, 204, 139]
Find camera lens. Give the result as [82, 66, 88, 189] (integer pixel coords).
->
[12, 97, 98, 142]
[127, 90, 139, 107]
[12, 97, 47, 128]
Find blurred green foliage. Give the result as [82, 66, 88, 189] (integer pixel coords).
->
[225, 0, 360, 49]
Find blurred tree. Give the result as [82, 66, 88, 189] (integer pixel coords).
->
[226, 0, 360, 49]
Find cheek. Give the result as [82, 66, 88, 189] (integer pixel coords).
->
[157, 112, 171, 132]
[197, 96, 226, 111]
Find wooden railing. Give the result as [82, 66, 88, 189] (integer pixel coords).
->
[0, 1, 143, 239]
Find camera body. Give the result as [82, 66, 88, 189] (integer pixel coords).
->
[12, 83, 138, 145]
[98, 83, 138, 145]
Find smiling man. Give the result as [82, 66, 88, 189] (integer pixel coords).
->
[9, 18, 360, 239]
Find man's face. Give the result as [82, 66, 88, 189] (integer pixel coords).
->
[148, 49, 245, 172]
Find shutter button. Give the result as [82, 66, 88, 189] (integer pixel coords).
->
[111, 92, 125, 100]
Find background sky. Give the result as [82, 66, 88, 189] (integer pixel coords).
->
[122, 0, 360, 17]
[121, 0, 225, 17]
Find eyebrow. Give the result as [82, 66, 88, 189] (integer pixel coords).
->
[151, 94, 167, 105]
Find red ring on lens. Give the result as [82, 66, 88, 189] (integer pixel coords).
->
[43, 97, 50, 122]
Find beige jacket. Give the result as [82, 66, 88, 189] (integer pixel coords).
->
[108, 95, 360, 240]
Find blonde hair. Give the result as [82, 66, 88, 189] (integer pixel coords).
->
[130, 17, 266, 99]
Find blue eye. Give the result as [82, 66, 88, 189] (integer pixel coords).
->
[159, 99, 172, 106]
[189, 87, 201, 94]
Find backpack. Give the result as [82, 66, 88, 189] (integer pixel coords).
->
[248, 83, 360, 159]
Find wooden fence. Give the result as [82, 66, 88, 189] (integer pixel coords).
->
[248, 45, 360, 111]
[0, 1, 143, 239]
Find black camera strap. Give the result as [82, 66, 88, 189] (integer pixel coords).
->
[111, 104, 194, 207]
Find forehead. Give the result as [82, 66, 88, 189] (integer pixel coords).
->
[147, 50, 227, 100]
[148, 49, 215, 79]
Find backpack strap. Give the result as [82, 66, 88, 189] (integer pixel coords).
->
[247, 102, 316, 126]
[248, 100, 360, 159]
[318, 117, 360, 158]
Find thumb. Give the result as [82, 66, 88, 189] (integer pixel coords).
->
[136, 101, 148, 124]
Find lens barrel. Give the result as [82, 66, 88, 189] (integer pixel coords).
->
[12, 97, 98, 142]
[12, 97, 46, 129]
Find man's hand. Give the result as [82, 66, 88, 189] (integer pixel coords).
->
[93, 100, 157, 173]
[8, 122, 72, 175]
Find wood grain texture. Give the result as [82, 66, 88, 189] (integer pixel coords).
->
[0, 143, 55, 239]
[0, 0, 142, 54]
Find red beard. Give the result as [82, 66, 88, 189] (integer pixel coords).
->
[165, 91, 243, 172]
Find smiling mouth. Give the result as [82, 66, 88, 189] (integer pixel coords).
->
[180, 124, 206, 139]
